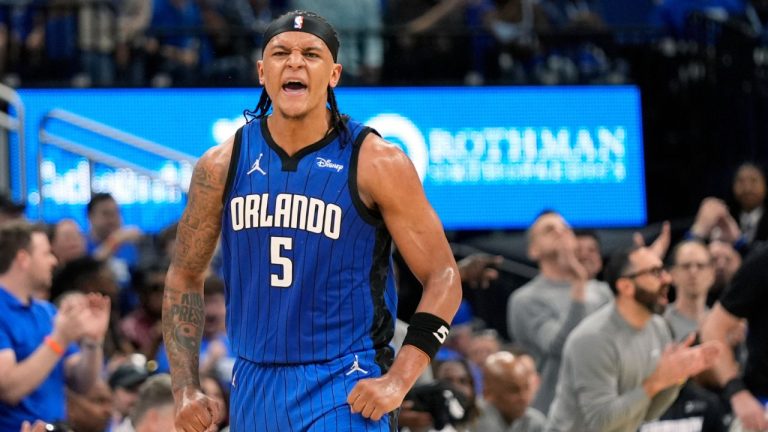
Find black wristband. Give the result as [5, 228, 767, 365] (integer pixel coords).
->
[402, 312, 451, 360]
[723, 377, 747, 400]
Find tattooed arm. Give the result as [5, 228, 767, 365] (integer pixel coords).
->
[162, 137, 232, 432]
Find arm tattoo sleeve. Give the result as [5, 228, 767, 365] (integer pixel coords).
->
[163, 288, 205, 391]
[162, 153, 225, 392]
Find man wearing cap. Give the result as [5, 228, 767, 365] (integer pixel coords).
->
[162, 9, 461, 432]
[109, 363, 150, 431]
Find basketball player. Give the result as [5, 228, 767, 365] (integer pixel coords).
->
[162, 10, 462, 432]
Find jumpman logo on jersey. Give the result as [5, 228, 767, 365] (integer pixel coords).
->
[345, 355, 369, 376]
[247, 153, 267, 175]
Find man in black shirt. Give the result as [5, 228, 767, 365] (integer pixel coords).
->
[702, 247, 768, 431]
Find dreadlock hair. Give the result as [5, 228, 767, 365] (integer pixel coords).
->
[244, 89, 272, 122]
[243, 86, 349, 144]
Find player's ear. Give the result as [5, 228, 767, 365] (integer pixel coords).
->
[329, 63, 342, 88]
[257, 60, 265, 86]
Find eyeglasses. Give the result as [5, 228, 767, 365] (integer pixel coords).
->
[622, 266, 666, 279]
[674, 262, 712, 271]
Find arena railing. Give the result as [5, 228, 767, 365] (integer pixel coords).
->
[0, 83, 25, 200]
[37, 108, 197, 204]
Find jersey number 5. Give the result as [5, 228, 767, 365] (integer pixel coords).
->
[270, 236, 293, 287]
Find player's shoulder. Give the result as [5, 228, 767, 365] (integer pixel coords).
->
[188, 129, 238, 197]
[197, 130, 237, 173]
[357, 132, 410, 170]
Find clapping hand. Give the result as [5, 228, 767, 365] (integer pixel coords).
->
[79, 293, 111, 343]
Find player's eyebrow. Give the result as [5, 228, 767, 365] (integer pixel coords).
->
[271, 44, 324, 53]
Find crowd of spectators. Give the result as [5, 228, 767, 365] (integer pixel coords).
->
[2, 0, 768, 87]
[2, 160, 767, 430]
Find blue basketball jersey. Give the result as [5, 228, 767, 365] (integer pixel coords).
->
[220, 117, 397, 366]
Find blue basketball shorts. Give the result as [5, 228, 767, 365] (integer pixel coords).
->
[229, 351, 396, 431]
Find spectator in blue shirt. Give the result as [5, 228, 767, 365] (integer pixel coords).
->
[0, 221, 110, 430]
[85, 193, 142, 315]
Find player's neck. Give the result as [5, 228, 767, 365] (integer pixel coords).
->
[267, 109, 332, 156]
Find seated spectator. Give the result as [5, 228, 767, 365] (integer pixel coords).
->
[115, 374, 177, 432]
[86, 193, 143, 314]
[49, 219, 87, 269]
[65, 379, 113, 432]
[507, 210, 613, 414]
[665, 240, 716, 341]
[728, 162, 768, 251]
[0, 222, 110, 430]
[473, 351, 545, 432]
[400, 359, 477, 432]
[466, 329, 502, 396]
[120, 266, 166, 358]
[108, 361, 150, 431]
[51, 256, 128, 358]
[467, 329, 501, 371]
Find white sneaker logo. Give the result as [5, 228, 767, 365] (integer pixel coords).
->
[316, 157, 344, 172]
[345, 355, 369, 376]
[247, 153, 267, 175]
[433, 325, 449, 344]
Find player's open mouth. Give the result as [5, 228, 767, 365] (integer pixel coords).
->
[282, 81, 307, 94]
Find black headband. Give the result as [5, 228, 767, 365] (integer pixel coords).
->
[262, 11, 340, 62]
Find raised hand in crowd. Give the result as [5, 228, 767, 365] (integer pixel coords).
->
[555, 236, 589, 300]
[457, 253, 503, 289]
[53, 293, 110, 345]
[634, 220, 671, 260]
[93, 226, 143, 260]
[81, 293, 111, 342]
[689, 197, 742, 242]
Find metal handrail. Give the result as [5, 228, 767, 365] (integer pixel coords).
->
[0, 83, 25, 201]
[37, 108, 197, 203]
[38, 131, 189, 190]
[42, 109, 198, 165]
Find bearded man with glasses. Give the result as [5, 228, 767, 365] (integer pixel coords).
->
[545, 246, 722, 432]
